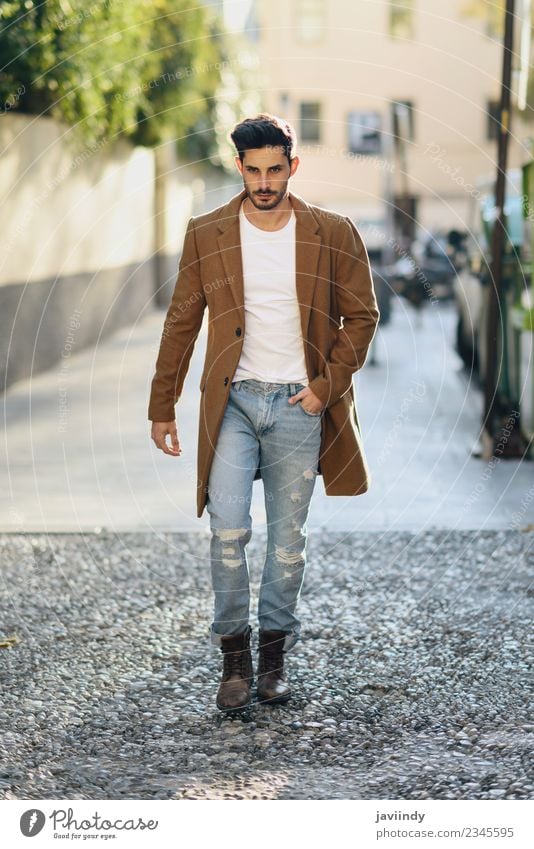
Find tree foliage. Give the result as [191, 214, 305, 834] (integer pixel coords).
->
[0, 0, 227, 155]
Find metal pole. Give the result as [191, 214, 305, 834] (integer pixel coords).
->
[482, 0, 516, 450]
[383, 102, 396, 265]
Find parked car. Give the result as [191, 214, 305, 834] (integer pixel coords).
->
[381, 230, 459, 318]
[452, 165, 534, 455]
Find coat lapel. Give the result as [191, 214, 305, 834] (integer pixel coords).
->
[216, 188, 322, 339]
[294, 193, 322, 340]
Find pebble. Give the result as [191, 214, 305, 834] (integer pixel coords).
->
[0, 529, 531, 801]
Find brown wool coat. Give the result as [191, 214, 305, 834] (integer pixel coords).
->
[148, 188, 380, 518]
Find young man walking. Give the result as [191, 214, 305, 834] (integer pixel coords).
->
[148, 114, 380, 712]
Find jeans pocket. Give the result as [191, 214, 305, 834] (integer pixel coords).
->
[298, 401, 322, 417]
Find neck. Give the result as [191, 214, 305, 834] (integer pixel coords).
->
[242, 193, 293, 231]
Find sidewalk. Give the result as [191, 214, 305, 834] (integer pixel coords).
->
[2, 299, 532, 532]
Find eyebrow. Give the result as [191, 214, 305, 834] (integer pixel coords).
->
[245, 164, 282, 169]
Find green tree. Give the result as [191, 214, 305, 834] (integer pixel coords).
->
[0, 0, 227, 156]
[128, 0, 224, 158]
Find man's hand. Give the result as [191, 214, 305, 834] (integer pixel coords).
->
[287, 387, 324, 415]
[151, 421, 181, 456]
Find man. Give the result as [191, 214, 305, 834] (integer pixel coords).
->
[148, 114, 379, 712]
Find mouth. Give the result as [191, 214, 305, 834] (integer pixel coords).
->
[257, 192, 273, 198]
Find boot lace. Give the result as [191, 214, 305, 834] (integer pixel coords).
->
[223, 646, 248, 678]
[259, 641, 284, 674]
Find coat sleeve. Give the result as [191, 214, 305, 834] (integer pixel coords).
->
[307, 216, 380, 409]
[148, 216, 206, 422]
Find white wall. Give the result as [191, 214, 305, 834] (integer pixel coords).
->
[0, 114, 156, 287]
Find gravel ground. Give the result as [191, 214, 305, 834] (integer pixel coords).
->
[0, 529, 532, 800]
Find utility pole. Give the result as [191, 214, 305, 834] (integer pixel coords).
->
[482, 0, 516, 456]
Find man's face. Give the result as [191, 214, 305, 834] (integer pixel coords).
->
[235, 146, 299, 210]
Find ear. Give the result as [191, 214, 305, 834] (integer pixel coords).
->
[289, 155, 300, 177]
[234, 155, 243, 175]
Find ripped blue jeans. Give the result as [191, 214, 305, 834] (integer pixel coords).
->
[206, 379, 323, 652]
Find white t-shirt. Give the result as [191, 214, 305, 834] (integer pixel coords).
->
[233, 201, 309, 385]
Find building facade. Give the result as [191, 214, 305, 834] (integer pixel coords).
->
[253, 0, 532, 252]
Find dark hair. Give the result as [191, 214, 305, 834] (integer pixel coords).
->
[230, 113, 297, 165]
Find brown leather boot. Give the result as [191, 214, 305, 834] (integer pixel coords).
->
[216, 625, 253, 712]
[256, 629, 291, 704]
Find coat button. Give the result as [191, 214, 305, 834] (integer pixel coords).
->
[224, 376, 229, 385]
[235, 327, 242, 337]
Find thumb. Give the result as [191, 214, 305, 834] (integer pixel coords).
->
[170, 424, 180, 452]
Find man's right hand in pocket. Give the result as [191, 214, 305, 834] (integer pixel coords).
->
[151, 421, 181, 456]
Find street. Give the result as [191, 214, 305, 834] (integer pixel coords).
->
[0, 527, 531, 799]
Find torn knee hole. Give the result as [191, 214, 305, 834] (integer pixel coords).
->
[213, 527, 250, 542]
[275, 546, 305, 567]
[213, 527, 250, 567]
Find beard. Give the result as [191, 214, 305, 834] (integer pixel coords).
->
[243, 181, 288, 211]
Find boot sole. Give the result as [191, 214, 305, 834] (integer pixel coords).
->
[256, 690, 291, 705]
[216, 699, 252, 712]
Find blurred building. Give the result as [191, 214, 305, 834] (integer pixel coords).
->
[253, 0, 532, 253]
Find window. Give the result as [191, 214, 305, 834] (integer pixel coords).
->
[279, 92, 290, 112]
[487, 100, 501, 140]
[347, 111, 382, 155]
[391, 100, 415, 141]
[389, 1, 415, 39]
[294, 0, 326, 43]
[299, 102, 322, 142]
[460, 1, 504, 39]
